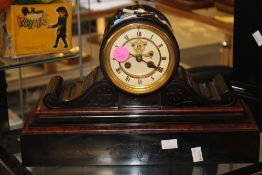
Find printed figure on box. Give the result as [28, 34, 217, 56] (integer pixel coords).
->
[48, 6, 68, 48]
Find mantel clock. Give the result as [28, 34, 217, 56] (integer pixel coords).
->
[20, 5, 259, 167]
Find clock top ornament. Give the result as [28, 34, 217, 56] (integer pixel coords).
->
[100, 5, 180, 95]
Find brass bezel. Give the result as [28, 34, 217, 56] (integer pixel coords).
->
[102, 22, 177, 95]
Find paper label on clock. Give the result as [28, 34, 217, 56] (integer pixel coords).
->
[113, 46, 129, 62]
[161, 139, 178, 149]
[252, 30, 262, 47]
[191, 147, 203, 162]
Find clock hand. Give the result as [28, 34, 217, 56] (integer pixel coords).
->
[144, 60, 157, 69]
[129, 54, 157, 68]
[138, 55, 157, 69]
[129, 53, 143, 63]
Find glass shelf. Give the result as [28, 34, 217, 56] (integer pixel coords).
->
[0, 47, 80, 71]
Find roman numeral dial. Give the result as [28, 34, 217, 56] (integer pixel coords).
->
[103, 22, 177, 95]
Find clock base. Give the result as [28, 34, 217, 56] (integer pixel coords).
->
[20, 66, 259, 166]
[20, 97, 259, 166]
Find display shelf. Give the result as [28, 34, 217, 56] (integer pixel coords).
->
[193, 7, 233, 24]
[0, 48, 79, 71]
[74, 0, 134, 21]
[0, 1, 138, 71]
[154, 2, 233, 33]
[5, 33, 100, 92]
[151, 1, 234, 67]
[6, 59, 99, 92]
[0, 0, 84, 132]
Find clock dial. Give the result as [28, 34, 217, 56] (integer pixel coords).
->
[102, 22, 177, 94]
[111, 29, 169, 86]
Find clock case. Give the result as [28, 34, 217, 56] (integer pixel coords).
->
[20, 5, 259, 166]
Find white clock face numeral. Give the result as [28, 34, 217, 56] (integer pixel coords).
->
[109, 27, 170, 88]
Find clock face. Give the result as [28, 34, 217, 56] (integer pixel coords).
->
[101, 22, 177, 94]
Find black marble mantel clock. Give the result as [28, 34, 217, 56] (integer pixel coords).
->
[20, 5, 259, 166]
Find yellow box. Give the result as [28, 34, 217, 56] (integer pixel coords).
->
[1, 0, 72, 58]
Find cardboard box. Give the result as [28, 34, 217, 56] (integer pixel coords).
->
[0, 0, 72, 58]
